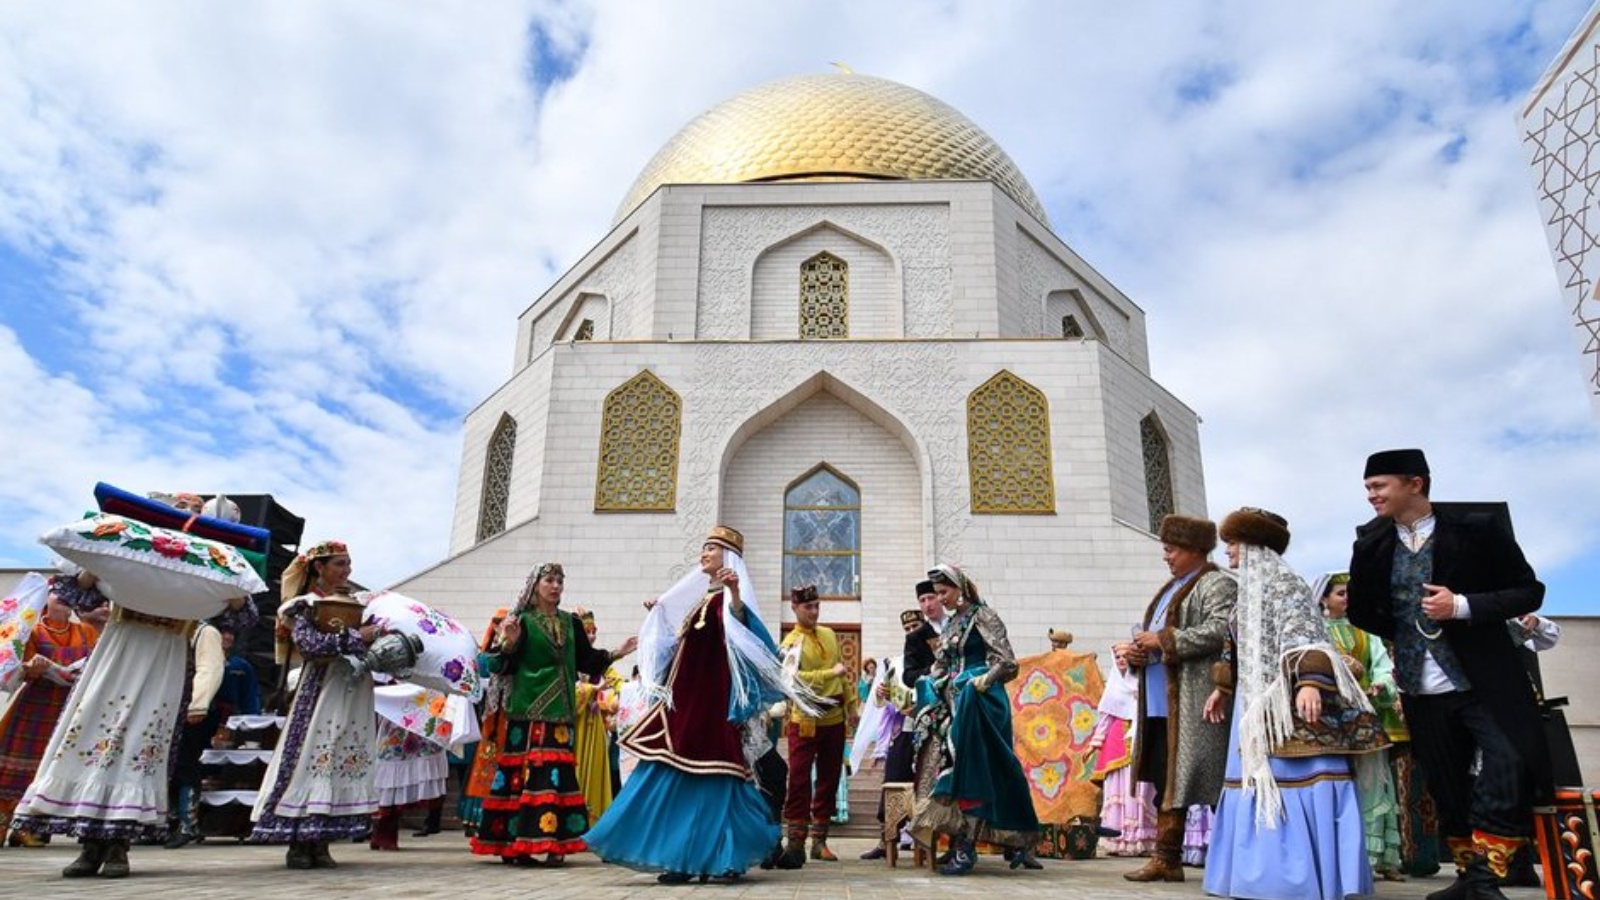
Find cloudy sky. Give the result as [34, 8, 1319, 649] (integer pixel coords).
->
[2, 1, 1597, 615]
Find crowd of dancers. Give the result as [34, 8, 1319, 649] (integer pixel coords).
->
[0, 447, 1555, 900]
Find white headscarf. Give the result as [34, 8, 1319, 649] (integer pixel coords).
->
[635, 547, 826, 719]
[1234, 544, 1371, 829]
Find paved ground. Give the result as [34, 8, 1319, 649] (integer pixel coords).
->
[0, 836, 1550, 900]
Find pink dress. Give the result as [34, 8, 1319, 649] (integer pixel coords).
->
[1091, 669, 1158, 857]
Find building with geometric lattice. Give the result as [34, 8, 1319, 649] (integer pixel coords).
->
[394, 72, 1209, 670]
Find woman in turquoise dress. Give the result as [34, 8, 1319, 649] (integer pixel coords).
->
[909, 563, 1039, 875]
[1202, 509, 1387, 900]
[585, 525, 822, 883]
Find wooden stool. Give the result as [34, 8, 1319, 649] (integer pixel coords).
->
[881, 782, 916, 868]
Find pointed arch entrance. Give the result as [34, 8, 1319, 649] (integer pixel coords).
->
[718, 375, 925, 667]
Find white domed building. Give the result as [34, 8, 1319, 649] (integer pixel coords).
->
[394, 73, 1210, 669]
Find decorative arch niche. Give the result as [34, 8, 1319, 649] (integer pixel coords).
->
[1140, 411, 1175, 531]
[476, 413, 517, 542]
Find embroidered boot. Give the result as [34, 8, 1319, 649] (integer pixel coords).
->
[776, 823, 807, 869]
[100, 840, 131, 879]
[938, 836, 977, 875]
[809, 822, 838, 861]
[1427, 836, 1477, 900]
[1457, 856, 1510, 900]
[1123, 808, 1185, 882]
[1460, 831, 1520, 900]
[1498, 845, 1540, 888]
[62, 839, 106, 878]
[1009, 844, 1043, 870]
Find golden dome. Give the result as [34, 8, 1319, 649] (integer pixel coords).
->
[615, 73, 1049, 225]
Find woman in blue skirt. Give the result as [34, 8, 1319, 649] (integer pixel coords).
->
[584, 525, 824, 883]
[1202, 508, 1388, 900]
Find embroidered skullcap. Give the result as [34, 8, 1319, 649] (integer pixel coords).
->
[790, 584, 819, 604]
[705, 525, 745, 556]
[914, 580, 935, 598]
[899, 609, 924, 628]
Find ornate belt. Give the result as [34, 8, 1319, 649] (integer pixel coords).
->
[113, 606, 190, 633]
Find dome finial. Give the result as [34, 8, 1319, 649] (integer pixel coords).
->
[829, 61, 855, 75]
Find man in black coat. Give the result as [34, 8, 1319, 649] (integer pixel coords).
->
[1347, 449, 1549, 900]
[901, 580, 947, 690]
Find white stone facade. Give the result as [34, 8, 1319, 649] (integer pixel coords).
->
[400, 180, 1207, 668]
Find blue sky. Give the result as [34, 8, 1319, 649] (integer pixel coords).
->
[1, 1, 1597, 615]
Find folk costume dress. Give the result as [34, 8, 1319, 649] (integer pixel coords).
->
[586, 541, 818, 879]
[469, 605, 614, 860]
[572, 664, 622, 825]
[909, 577, 1039, 852]
[1203, 545, 1386, 900]
[1090, 666, 1157, 856]
[0, 614, 98, 835]
[13, 606, 190, 842]
[373, 719, 448, 808]
[1315, 571, 1405, 880]
[249, 594, 378, 844]
[460, 608, 508, 835]
[778, 619, 853, 846]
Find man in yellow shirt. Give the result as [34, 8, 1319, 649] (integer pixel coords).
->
[776, 585, 853, 868]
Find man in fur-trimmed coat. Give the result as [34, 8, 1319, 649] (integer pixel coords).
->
[1115, 514, 1236, 884]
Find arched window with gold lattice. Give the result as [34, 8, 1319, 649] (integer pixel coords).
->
[799, 251, 849, 339]
[476, 414, 517, 542]
[1140, 412, 1175, 532]
[594, 371, 682, 512]
[967, 370, 1056, 514]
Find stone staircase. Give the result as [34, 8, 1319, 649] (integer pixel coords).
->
[837, 757, 889, 838]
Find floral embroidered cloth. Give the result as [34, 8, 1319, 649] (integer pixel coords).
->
[374, 683, 481, 750]
[362, 591, 482, 700]
[40, 514, 266, 620]
[0, 573, 49, 691]
[1005, 646, 1106, 824]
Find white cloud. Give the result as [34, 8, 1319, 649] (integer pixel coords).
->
[0, 0, 1595, 609]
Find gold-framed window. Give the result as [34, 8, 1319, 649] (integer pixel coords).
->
[967, 370, 1056, 514]
[594, 371, 682, 512]
[799, 251, 849, 339]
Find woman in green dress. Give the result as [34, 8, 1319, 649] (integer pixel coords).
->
[1315, 571, 1406, 882]
[469, 564, 635, 867]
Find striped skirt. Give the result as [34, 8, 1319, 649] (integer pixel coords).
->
[470, 719, 589, 859]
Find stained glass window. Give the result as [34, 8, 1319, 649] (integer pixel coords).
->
[1061, 315, 1084, 338]
[574, 319, 595, 341]
[967, 370, 1056, 514]
[799, 251, 849, 339]
[783, 465, 860, 601]
[594, 371, 682, 512]
[1141, 412, 1174, 532]
[476, 414, 516, 542]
